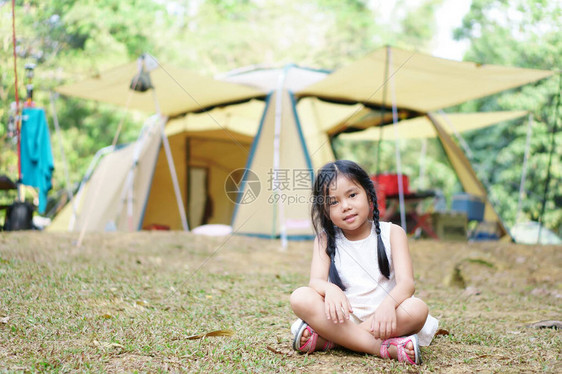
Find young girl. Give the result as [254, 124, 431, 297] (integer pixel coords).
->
[290, 160, 438, 365]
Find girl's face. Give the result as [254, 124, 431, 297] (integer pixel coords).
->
[327, 174, 372, 241]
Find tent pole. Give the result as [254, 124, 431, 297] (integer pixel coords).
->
[388, 47, 407, 231]
[11, 0, 22, 202]
[376, 45, 391, 175]
[273, 67, 289, 249]
[152, 97, 189, 232]
[140, 60, 188, 232]
[418, 138, 427, 190]
[537, 73, 561, 244]
[516, 113, 533, 223]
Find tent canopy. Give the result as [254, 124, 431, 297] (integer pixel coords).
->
[165, 99, 265, 141]
[338, 111, 529, 141]
[296, 47, 554, 114]
[55, 47, 554, 123]
[56, 56, 266, 117]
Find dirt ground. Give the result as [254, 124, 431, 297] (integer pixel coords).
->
[1, 231, 561, 373]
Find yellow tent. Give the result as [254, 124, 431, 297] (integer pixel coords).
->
[49, 48, 554, 239]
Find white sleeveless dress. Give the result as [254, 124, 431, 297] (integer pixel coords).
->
[333, 221, 438, 346]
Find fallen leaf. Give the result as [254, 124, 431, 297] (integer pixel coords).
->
[0, 316, 9, 324]
[435, 328, 450, 336]
[186, 329, 235, 340]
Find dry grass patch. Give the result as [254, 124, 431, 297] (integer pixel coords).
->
[0, 231, 560, 373]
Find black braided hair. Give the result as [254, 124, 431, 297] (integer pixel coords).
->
[311, 160, 390, 291]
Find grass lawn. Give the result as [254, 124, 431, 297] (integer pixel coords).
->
[0, 231, 560, 373]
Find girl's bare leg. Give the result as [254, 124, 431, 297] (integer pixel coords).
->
[387, 296, 429, 337]
[290, 287, 428, 360]
[291, 286, 380, 354]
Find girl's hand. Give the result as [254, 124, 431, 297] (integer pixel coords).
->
[324, 283, 353, 323]
[370, 302, 397, 340]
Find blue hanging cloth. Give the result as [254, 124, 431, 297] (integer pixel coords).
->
[21, 107, 54, 214]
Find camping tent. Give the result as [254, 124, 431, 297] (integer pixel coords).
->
[51, 66, 363, 236]
[50, 119, 162, 232]
[49, 47, 554, 239]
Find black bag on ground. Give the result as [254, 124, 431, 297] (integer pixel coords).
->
[3, 202, 34, 231]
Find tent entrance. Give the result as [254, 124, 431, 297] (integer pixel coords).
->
[185, 135, 252, 228]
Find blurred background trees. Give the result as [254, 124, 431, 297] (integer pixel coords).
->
[453, 0, 561, 234]
[0, 0, 559, 234]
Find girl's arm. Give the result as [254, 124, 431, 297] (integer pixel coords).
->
[308, 235, 353, 323]
[371, 223, 416, 339]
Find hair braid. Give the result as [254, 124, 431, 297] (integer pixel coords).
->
[325, 224, 345, 290]
[370, 186, 390, 278]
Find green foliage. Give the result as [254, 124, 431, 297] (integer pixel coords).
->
[0, 0, 166, 213]
[453, 0, 561, 234]
[399, 0, 442, 48]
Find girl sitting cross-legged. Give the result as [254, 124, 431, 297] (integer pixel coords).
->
[290, 160, 438, 365]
